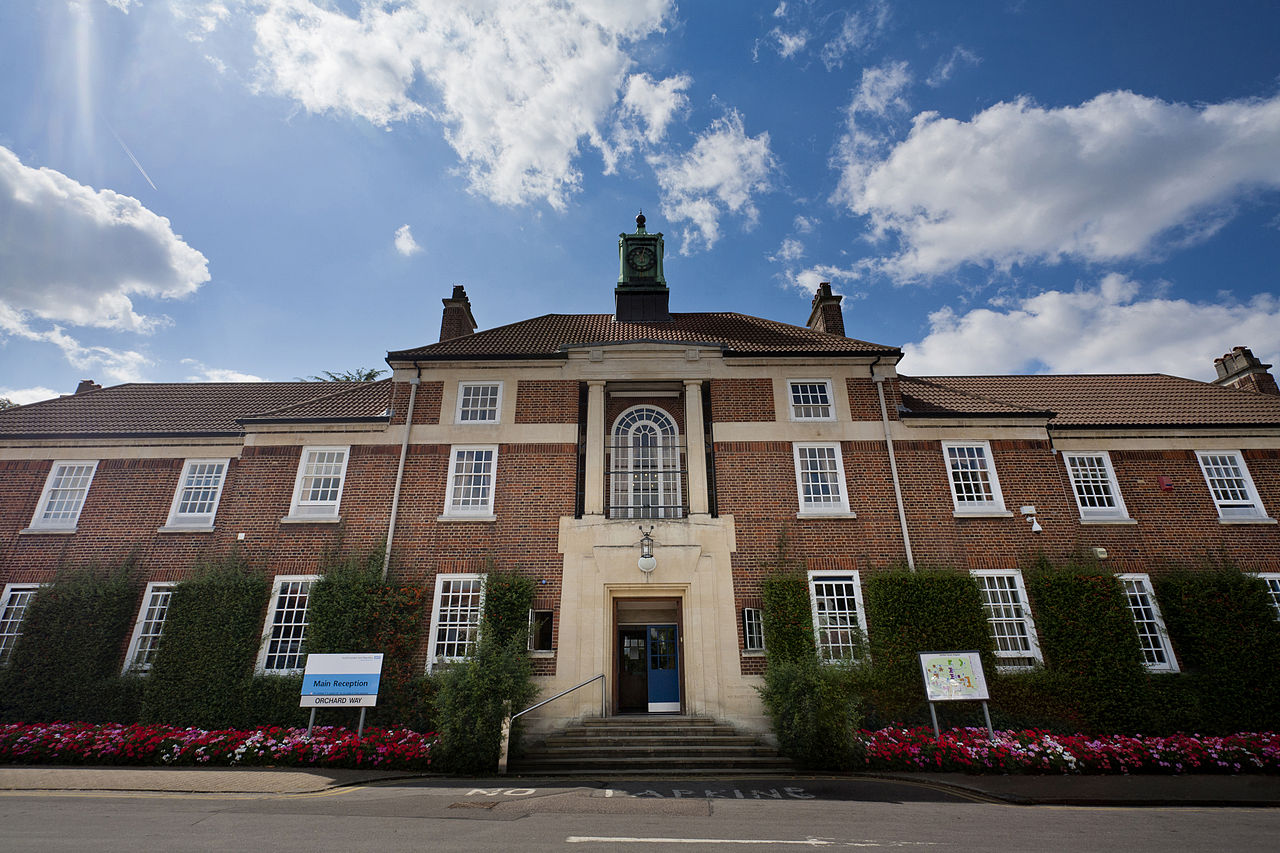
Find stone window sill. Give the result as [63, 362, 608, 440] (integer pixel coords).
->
[1219, 516, 1278, 526]
[952, 510, 1014, 519]
[742, 650, 766, 658]
[795, 510, 857, 519]
[530, 650, 556, 658]
[436, 514, 497, 523]
[157, 525, 215, 534]
[1079, 518, 1138, 526]
[19, 526, 77, 535]
[280, 515, 342, 524]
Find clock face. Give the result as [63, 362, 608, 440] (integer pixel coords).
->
[627, 245, 656, 272]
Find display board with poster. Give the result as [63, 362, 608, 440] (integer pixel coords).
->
[917, 650, 995, 739]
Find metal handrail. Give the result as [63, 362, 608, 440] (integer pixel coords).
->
[511, 673, 605, 722]
[499, 673, 606, 774]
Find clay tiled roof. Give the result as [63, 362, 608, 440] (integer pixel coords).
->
[908, 374, 1280, 428]
[0, 382, 375, 438]
[898, 377, 1051, 418]
[240, 379, 392, 422]
[388, 313, 900, 360]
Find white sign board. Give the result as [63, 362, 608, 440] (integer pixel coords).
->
[300, 653, 384, 708]
[918, 650, 989, 702]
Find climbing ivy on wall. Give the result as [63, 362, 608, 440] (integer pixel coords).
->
[306, 550, 428, 729]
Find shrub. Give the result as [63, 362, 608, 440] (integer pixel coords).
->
[0, 561, 139, 723]
[758, 656, 862, 769]
[142, 555, 270, 729]
[431, 570, 537, 774]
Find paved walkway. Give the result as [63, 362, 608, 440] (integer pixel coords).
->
[2, 765, 1279, 805]
[0, 766, 419, 794]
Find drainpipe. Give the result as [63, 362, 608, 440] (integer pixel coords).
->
[383, 367, 420, 580]
[872, 358, 915, 571]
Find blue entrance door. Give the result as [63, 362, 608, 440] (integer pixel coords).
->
[646, 624, 680, 712]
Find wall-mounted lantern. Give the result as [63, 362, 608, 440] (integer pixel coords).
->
[637, 525, 657, 573]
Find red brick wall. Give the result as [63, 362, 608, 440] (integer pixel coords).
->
[718, 437, 1280, 668]
[847, 377, 899, 420]
[389, 380, 443, 425]
[515, 380, 579, 423]
[709, 379, 774, 422]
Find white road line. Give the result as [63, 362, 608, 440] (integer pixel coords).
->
[565, 839, 939, 848]
[566, 839, 835, 847]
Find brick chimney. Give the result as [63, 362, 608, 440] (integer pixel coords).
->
[74, 379, 102, 395]
[1212, 346, 1279, 395]
[806, 282, 845, 337]
[439, 285, 477, 342]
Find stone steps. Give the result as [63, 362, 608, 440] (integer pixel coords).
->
[510, 715, 795, 776]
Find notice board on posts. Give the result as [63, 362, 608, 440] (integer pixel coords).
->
[918, 651, 989, 702]
[300, 653, 384, 708]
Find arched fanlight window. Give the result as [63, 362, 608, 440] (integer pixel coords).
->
[609, 406, 683, 519]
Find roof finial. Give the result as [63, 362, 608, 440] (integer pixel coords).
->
[636, 210, 646, 231]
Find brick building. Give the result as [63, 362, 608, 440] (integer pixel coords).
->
[2, 215, 1279, 734]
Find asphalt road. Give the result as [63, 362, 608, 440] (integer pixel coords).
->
[1, 777, 1276, 851]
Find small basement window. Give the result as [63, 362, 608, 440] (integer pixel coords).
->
[528, 609, 554, 652]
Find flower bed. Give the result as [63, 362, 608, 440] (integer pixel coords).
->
[857, 727, 1280, 774]
[0, 723, 436, 771]
[4, 722, 1278, 775]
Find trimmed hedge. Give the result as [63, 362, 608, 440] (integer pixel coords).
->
[142, 556, 270, 729]
[1023, 566, 1150, 732]
[1153, 569, 1280, 733]
[0, 561, 140, 723]
[860, 569, 995, 725]
[761, 572, 816, 664]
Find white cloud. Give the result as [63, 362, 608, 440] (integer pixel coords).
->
[793, 214, 818, 233]
[619, 73, 690, 145]
[819, 0, 889, 70]
[838, 91, 1280, 279]
[768, 28, 808, 59]
[902, 274, 1280, 380]
[394, 224, 422, 256]
[926, 46, 980, 88]
[0, 308, 154, 383]
[0, 387, 60, 406]
[0, 146, 210, 334]
[101, 0, 137, 12]
[783, 262, 868, 297]
[771, 238, 805, 263]
[248, 0, 674, 209]
[650, 111, 777, 253]
[180, 359, 266, 382]
[848, 60, 911, 119]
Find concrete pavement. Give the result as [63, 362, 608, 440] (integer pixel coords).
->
[2, 765, 1279, 805]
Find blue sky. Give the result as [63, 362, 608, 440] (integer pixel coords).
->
[3, 0, 1279, 403]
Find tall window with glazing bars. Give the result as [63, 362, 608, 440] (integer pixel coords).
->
[609, 406, 684, 519]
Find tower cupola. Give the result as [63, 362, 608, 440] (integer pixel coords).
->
[615, 212, 671, 322]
